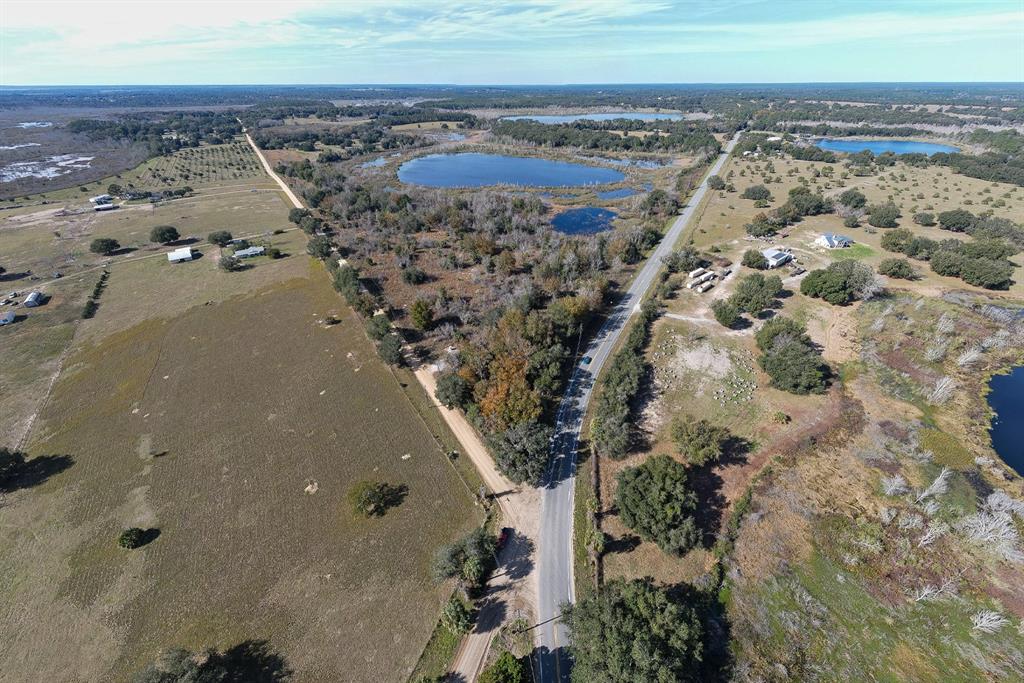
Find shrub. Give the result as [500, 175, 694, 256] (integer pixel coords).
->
[347, 480, 406, 517]
[842, 214, 860, 229]
[487, 421, 553, 486]
[441, 596, 472, 635]
[741, 249, 768, 270]
[149, 225, 179, 244]
[800, 260, 878, 305]
[435, 372, 470, 409]
[741, 184, 772, 201]
[616, 454, 700, 555]
[710, 299, 740, 328]
[866, 202, 900, 228]
[478, 651, 526, 683]
[306, 235, 334, 259]
[432, 528, 496, 588]
[707, 175, 726, 191]
[878, 257, 915, 279]
[880, 228, 914, 254]
[838, 188, 867, 209]
[959, 257, 1014, 290]
[89, 238, 120, 255]
[288, 207, 310, 224]
[118, 527, 148, 549]
[731, 272, 783, 315]
[929, 249, 965, 277]
[760, 337, 829, 394]
[410, 299, 433, 331]
[366, 315, 391, 341]
[218, 255, 243, 272]
[377, 334, 403, 365]
[671, 417, 730, 467]
[913, 212, 936, 226]
[402, 266, 427, 285]
[207, 230, 233, 246]
[755, 316, 809, 353]
[937, 208, 975, 232]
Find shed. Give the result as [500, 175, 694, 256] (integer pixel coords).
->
[0, 310, 15, 325]
[24, 291, 43, 307]
[816, 232, 853, 249]
[167, 247, 194, 263]
[688, 267, 707, 279]
[233, 246, 265, 259]
[94, 203, 117, 212]
[89, 194, 112, 204]
[762, 248, 793, 269]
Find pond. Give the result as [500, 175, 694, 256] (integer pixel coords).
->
[398, 153, 624, 188]
[988, 366, 1024, 476]
[596, 188, 637, 200]
[502, 112, 683, 124]
[551, 207, 617, 235]
[813, 138, 959, 156]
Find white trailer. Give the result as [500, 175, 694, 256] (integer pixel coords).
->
[687, 267, 707, 279]
[695, 281, 715, 293]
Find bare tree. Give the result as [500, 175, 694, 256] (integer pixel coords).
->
[972, 611, 1009, 634]
[928, 377, 956, 405]
[915, 467, 951, 505]
[956, 346, 983, 367]
[882, 474, 909, 497]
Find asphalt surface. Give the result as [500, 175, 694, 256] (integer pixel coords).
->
[534, 133, 740, 683]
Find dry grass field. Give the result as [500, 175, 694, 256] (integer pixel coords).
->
[0, 269, 481, 682]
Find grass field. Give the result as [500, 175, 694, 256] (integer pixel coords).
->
[0, 269, 482, 682]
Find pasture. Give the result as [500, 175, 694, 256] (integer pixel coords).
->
[0, 270, 482, 682]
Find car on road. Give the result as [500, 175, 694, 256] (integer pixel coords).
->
[581, 356, 592, 365]
[496, 527, 512, 551]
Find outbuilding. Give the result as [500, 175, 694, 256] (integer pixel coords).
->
[233, 246, 265, 259]
[89, 194, 112, 204]
[0, 310, 15, 326]
[762, 248, 793, 269]
[167, 247, 195, 263]
[94, 203, 117, 212]
[816, 232, 854, 249]
[23, 291, 43, 307]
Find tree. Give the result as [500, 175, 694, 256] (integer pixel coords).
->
[913, 212, 936, 227]
[731, 272, 782, 315]
[760, 337, 828, 394]
[615, 454, 700, 556]
[347, 480, 406, 517]
[402, 266, 428, 285]
[366, 315, 391, 341]
[431, 528, 496, 589]
[487, 421, 553, 486]
[441, 596, 472, 634]
[288, 207, 310, 224]
[207, 230, 233, 246]
[866, 202, 900, 228]
[671, 417, 729, 467]
[218, 255, 243, 272]
[741, 184, 771, 201]
[306, 235, 333, 259]
[744, 212, 777, 238]
[410, 299, 434, 331]
[741, 249, 768, 270]
[843, 214, 860, 229]
[89, 238, 120, 255]
[938, 208, 975, 232]
[150, 225, 179, 244]
[800, 260, 878, 305]
[478, 651, 526, 683]
[711, 299, 740, 328]
[960, 257, 1014, 290]
[118, 528, 148, 549]
[878, 257, 915, 279]
[107, 183, 123, 197]
[755, 316, 810, 353]
[378, 334, 403, 365]
[435, 372, 469, 409]
[566, 578, 704, 682]
[133, 642, 290, 683]
[707, 175, 726, 191]
[838, 188, 867, 210]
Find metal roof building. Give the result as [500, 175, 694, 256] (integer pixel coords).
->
[167, 247, 195, 263]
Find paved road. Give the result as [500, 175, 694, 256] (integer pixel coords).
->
[534, 132, 740, 682]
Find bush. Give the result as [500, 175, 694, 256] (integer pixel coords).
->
[929, 249, 965, 277]
[89, 237, 120, 255]
[478, 651, 526, 683]
[662, 247, 705, 274]
[410, 299, 433, 331]
[306, 235, 334, 259]
[288, 208, 310, 224]
[842, 214, 860, 229]
[435, 372, 469, 409]
[616, 454, 700, 556]
[432, 528, 496, 588]
[959, 257, 1014, 290]
[800, 260, 878, 305]
[880, 228, 914, 254]
[731, 272, 783, 315]
[366, 314, 391, 341]
[671, 417, 729, 467]
[866, 202, 900, 228]
[487, 421, 553, 486]
[207, 230, 233, 246]
[741, 249, 768, 270]
[347, 480, 406, 517]
[707, 175, 726, 191]
[566, 578, 704, 682]
[878, 257, 915, 279]
[937, 208, 975, 232]
[913, 212, 936, 226]
[118, 527, 148, 549]
[441, 596, 472, 635]
[149, 225, 179, 244]
[402, 266, 427, 285]
[838, 188, 867, 209]
[759, 337, 829, 394]
[741, 184, 772, 201]
[218, 255, 243, 272]
[755, 316, 809, 353]
[377, 334, 403, 365]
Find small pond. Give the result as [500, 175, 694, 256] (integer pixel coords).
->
[988, 366, 1024, 476]
[596, 188, 637, 200]
[398, 153, 624, 188]
[502, 112, 683, 124]
[551, 207, 617, 235]
[813, 138, 958, 156]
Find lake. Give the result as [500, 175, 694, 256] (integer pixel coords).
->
[988, 366, 1024, 476]
[813, 138, 959, 156]
[398, 153, 625, 188]
[502, 112, 683, 124]
[551, 207, 616, 235]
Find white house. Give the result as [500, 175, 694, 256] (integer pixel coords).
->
[816, 232, 854, 249]
[762, 248, 793, 268]
[233, 246, 265, 258]
[167, 247, 194, 263]
[23, 291, 43, 307]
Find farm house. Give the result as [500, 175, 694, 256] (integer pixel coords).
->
[23, 291, 43, 307]
[761, 248, 793, 268]
[234, 246, 265, 258]
[167, 247, 195, 263]
[816, 232, 853, 249]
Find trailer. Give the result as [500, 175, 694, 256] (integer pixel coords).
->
[695, 282, 715, 293]
[687, 267, 707, 279]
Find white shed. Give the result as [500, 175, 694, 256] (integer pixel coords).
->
[167, 247, 194, 263]
[762, 248, 793, 269]
[24, 291, 43, 307]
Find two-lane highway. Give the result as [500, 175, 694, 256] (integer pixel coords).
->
[535, 133, 740, 682]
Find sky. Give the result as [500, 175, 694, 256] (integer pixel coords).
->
[2, 0, 1023, 85]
